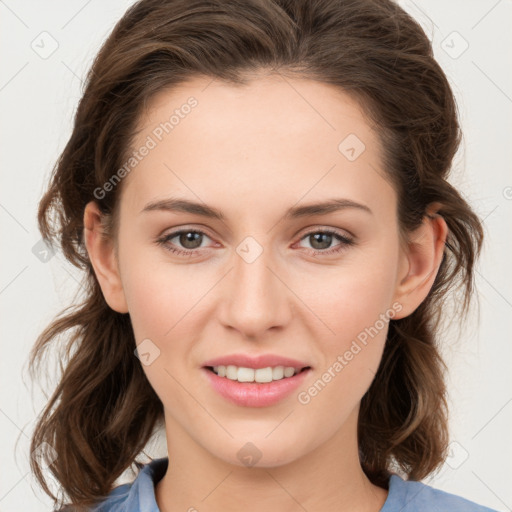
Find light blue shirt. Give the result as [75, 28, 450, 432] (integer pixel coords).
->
[82, 457, 499, 511]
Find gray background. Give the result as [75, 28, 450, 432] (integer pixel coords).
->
[1, 0, 511, 510]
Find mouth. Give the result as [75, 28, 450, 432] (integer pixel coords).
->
[202, 364, 313, 407]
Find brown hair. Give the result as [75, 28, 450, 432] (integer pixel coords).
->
[28, 0, 483, 509]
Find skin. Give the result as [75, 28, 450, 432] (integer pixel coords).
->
[84, 72, 447, 512]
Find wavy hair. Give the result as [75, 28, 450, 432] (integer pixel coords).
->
[27, 0, 483, 509]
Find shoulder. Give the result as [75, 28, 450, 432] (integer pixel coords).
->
[82, 457, 168, 512]
[382, 474, 500, 512]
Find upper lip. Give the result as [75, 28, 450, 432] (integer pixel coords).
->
[202, 354, 311, 370]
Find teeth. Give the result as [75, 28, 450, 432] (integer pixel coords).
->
[212, 365, 301, 383]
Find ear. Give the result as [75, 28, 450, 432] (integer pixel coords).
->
[392, 205, 448, 319]
[83, 201, 129, 313]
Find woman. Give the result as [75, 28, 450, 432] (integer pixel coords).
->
[28, 0, 498, 510]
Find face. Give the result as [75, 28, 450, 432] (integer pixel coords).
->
[93, 73, 415, 468]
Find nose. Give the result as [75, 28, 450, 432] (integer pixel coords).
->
[218, 241, 292, 340]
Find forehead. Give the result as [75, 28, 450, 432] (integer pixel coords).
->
[137, 73, 377, 146]
[120, 73, 394, 219]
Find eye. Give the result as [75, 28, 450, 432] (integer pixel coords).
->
[156, 227, 355, 257]
[156, 229, 213, 256]
[296, 229, 354, 256]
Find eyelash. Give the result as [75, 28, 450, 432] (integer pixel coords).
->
[156, 228, 355, 257]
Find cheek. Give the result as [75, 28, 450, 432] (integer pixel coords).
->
[306, 244, 399, 343]
[295, 280, 393, 426]
[294, 244, 399, 405]
[119, 237, 203, 341]
[119, 246, 204, 410]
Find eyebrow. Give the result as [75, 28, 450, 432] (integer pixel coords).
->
[140, 197, 373, 219]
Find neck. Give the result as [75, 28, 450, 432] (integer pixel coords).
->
[155, 407, 388, 512]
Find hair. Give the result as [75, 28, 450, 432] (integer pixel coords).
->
[27, 0, 484, 510]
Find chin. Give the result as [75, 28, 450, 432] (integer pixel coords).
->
[210, 435, 306, 470]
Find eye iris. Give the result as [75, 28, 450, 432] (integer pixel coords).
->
[180, 231, 202, 249]
[310, 232, 332, 250]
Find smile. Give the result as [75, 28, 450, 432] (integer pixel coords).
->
[202, 366, 312, 407]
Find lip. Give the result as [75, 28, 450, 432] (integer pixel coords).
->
[202, 353, 311, 370]
[202, 366, 312, 408]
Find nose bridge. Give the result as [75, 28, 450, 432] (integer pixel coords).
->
[221, 235, 290, 337]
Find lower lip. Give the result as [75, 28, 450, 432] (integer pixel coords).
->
[202, 367, 311, 408]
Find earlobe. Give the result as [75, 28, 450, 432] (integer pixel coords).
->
[392, 207, 448, 319]
[83, 201, 129, 313]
